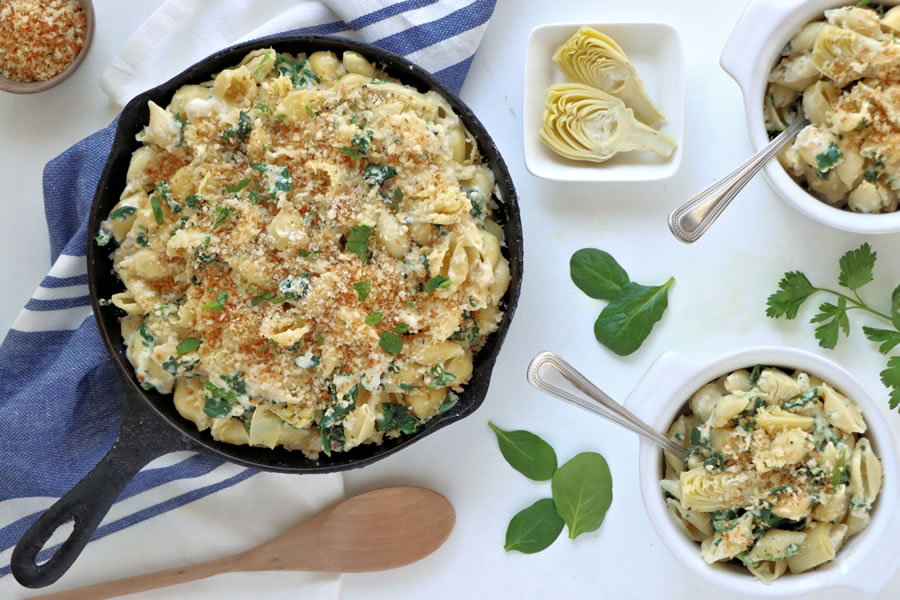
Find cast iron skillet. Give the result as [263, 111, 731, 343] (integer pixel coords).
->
[12, 35, 522, 588]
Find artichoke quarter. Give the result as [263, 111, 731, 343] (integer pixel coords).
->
[539, 83, 676, 162]
[811, 24, 900, 87]
[552, 25, 665, 126]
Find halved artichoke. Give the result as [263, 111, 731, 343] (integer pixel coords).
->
[552, 25, 665, 126]
[812, 24, 900, 87]
[539, 83, 676, 162]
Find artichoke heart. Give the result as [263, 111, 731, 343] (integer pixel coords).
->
[679, 466, 737, 512]
[552, 25, 665, 126]
[811, 24, 900, 87]
[539, 83, 676, 162]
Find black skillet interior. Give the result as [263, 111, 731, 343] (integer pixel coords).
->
[89, 35, 524, 473]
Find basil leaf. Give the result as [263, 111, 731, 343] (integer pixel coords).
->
[488, 422, 557, 481]
[551, 452, 613, 539]
[345, 225, 372, 262]
[424, 275, 451, 292]
[353, 280, 371, 301]
[593, 279, 674, 356]
[569, 248, 629, 300]
[379, 330, 403, 354]
[504, 498, 564, 554]
[176, 337, 201, 354]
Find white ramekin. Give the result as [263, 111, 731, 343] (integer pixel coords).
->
[624, 346, 900, 596]
[721, 0, 900, 234]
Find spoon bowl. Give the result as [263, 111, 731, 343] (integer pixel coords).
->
[33, 487, 455, 600]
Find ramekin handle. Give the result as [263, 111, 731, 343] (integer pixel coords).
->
[720, 0, 798, 89]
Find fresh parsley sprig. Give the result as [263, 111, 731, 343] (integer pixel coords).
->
[766, 243, 900, 411]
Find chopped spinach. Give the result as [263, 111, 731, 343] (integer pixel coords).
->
[377, 402, 421, 434]
[362, 164, 398, 188]
[319, 384, 358, 456]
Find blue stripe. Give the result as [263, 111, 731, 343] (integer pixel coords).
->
[0, 454, 225, 554]
[0, 468, 258, 577]
[283, 0, 439, 36]
[433, 53, 475, 95]
[23, 296, 90, 312]
[374, 0, 494, 56]
[41, 274, 89, 289]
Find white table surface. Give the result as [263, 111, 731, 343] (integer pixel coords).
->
[2, 1, 899, 599]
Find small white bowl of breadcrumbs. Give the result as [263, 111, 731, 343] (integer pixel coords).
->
[0, 0, 94, 94]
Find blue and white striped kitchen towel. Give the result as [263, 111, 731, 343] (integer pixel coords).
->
[0, 0, 495, 594]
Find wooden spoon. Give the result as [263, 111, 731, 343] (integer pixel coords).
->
[34, 486, 455, 600]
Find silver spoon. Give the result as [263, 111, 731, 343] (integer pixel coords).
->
[526, 351, 689, 460]
[668, 117, 809, 243]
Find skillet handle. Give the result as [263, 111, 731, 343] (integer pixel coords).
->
[11, 389, 194, 588]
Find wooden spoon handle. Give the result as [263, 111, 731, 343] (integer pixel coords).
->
[31, 555, 239, 600]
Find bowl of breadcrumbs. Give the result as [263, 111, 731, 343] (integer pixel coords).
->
[0, 0, 94, 93]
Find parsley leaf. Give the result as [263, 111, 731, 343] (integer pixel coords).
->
[298, 249, 321, 258]
[863, 326, 900, 354]
[213, 205, 236, 230]
[225, 179, 251, 194]
[379, 330, 403, 354]
[176, 337, 202, 354]
[766, 271, 815, 319]
[815, 141, 843, 172]
[811, 298, 850, 349]
[424, 274, 451, 292]
[353, 281, 371, 301]
[345, 225, 372, 262]
[393, 322, 410, 334]
[838, 243, 875, 291]
[365, 312, 383, 325]
[202, 290, 228, 313]
[880, 357, 900, 410]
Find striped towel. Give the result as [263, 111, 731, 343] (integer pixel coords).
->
[0, 0, 495, 596]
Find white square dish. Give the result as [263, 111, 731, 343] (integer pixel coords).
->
[523, 22, 685, 182]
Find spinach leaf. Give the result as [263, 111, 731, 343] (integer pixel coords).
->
[95, 228, 113, 246]
[570, 248, 629, 300]
[437, 390, 458, 414]
[504, 498, 564, 554]
[593, 279, 674, 356]
[377, 402, 420, 434]
[551, 452, 613, 539]
[110, 205, 137, 220]
[278, 273, 309, 300]
[489, 422, 557, 481]
[319, 384, 358, 456]
[362, 164, 398, 187]
[749, 365, 762, 387]
[138, 321, 156, 347]
[783, 387, 820, 410]
[203, 396, 233, 418]
[429, 364, 455, 389]
[222, 111, 252, 143]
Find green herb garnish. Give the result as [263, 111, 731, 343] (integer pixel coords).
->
[345, 224, 372, 261]
[424, 274, 451, 292]
[176, 337, 201, 354]
[202, 290, 228, 313]
[766, 243, 900, 411]
[353, 280, 371, 301]
[365, 312, 383, 325]
[379, 330, 404, 354]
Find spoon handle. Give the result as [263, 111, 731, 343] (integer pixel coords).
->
[31, 556, 239, 600]
[668, 117, 808, 244]
[527, 352, 689, 460]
